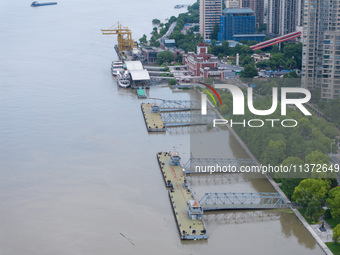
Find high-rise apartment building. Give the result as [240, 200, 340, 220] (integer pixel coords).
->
[321, 32, 340, 99]
[200, 0, 223, 40]
[240, 0, 264, 28]
[296, 0, 304, 27]
[301, 0, 330, 92]
[267, 0, 298, 35]
[225, 0, 241, 8]
[320, 0, 340, 99]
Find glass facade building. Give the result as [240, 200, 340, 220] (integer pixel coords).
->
[218, 8, 265, 41]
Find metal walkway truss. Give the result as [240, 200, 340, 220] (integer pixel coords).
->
[159, 100, 201, 110]
[161, 108, 219, 127]
[200, 192, 289, 211]
[184, 157, 256, 174]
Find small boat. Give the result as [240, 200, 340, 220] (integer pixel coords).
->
[117, 71, 131, 88]
[31, 1, 57, 7]
[111, 61, 124, 76]
[174, 4, 184, 9]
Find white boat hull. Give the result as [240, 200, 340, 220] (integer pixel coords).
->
[117, 79, 130, 88]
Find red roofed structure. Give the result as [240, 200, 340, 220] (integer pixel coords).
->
[183, 43, 224, 80]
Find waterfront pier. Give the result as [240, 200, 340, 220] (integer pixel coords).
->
[157, 152, 208, 240]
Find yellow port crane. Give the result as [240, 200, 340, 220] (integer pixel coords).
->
[101, 22, 137, 55]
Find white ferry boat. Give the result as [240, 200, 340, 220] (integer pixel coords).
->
[117, 71, 131, 88]
[111, 61, 124, 76]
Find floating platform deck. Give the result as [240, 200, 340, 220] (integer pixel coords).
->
[141, 103, 165, 132]
[157, 152, 208, 240]
[137, 89, 147, 98]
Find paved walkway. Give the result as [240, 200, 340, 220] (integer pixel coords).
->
[310, 223, 333, 243]
[293, 209, 333, 255]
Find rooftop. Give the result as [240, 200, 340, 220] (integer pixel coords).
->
[164, 39, 176, 44]
[125, 60, 144, 71]
[233, 34, 266, 38]
[222, 8, 254, 14]
[130, 70, 150, 81]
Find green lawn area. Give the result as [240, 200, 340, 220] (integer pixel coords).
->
[325, 217, 340, 229]
[326, 242, 340, 254]
[298, 208, 321, 224]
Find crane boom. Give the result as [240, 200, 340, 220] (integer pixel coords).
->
[101, 22, 137, 54]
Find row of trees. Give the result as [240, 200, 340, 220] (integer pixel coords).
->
[318, 98, 340, 125]
[167, 1, 203, 52]
[146, 0, 202, 52]
[216, 88, 338, 198]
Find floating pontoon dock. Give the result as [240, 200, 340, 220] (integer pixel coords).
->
[157, 152, 208, 240]
[141, 103, 166, 132]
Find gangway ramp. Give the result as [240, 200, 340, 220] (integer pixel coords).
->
[200, 192, 289, 211]
[141, 100, 217, 132]
[184, 157, 256, 174]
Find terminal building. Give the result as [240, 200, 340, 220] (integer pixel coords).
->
[124, 61, 150, 87]
[218, 8, 266, 42]
[183, 43, 224, 79]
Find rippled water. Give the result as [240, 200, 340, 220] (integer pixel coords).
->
[0, 1, 323, 254]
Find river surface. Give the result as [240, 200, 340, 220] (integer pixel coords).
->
[0, 1, 323, 254]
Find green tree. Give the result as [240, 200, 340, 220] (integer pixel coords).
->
[281, 178, 302, 200]
[305, 151, 330, 165]
[331, 195, 340, 219]
[334, 224, 340, 243]
[292, 179, 330, 202]
[241, 55, 253, 66]
[324, 98, 340, 125]
[327, 187, 340, 207]
[210, 23, 219, 41]
[139, 34, 147, 44]
[176, 54, 183, 63]
[271, 45, 280, 53]
[156, 51, 174, 65]
[168, 79, 177, 85]
[295, 188, 315, 208]
[240, 64, 258, 78]
[306, 195, 321, 222]
[268, 53, 284, 70]
[283, 43, 302, 69]
[152, 18, 161, 24]
[284, 58, 297, 69]
[263, 140, 286, 165]
[151, 27, 158, 37]
[279, 157, 304, 199]
[284, 71, 299, 78]
[256, 61, 268, 69]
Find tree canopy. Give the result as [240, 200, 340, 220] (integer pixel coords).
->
[334, 224, 340, 243]
[156, 51, 174, 65]
[240, 63, 258, 78]
[139, 34, 147, 44]
[292, 179, 330, 202]
[210, 23, 219, 41]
